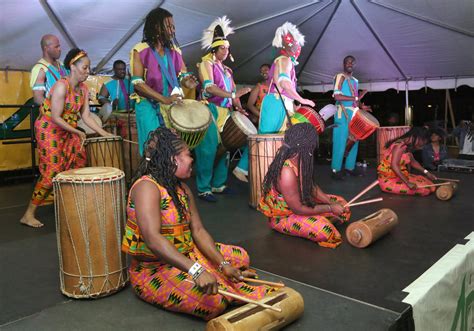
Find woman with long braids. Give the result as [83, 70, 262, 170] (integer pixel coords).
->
[130, 6, 197, 155]
[121, 127, 270, 320]
[378, 127, 437, 196]
[258, 123, 351, 248]
[20, 48, 111, 228]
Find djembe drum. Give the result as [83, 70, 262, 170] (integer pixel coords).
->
[346, 208, 398, 248]
[291, 106, 326, 134]
[206, 287, 304, 331]
[345, 109, 380, 156]
[376, 126, 410, 162]
[53, 167, 128, 298]
[249, 134, 284, 208]
[220, 111, 258, 150]
[435, 182, 458, 201]
[169, 99, 212, 149]
[85, 136, 125, 171]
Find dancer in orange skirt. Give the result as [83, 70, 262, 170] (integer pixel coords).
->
[258, 123, 351, 248]
[122, 127, 270, 320]
[378, 127, 437, 196]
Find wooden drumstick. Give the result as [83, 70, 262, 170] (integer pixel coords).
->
[436, 177, 460, 182]
[242, 277, 285, 288]
[347, 197, 383, 207]
[418, 182, 451, 189]
[218, 289, 282, 312]
[344, 180, 380, 208]
[184, 279, 282, 312]
[122, 138, 139, 145]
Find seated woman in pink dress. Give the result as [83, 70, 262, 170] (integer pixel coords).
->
[122, 127, 270, 320]
[258, 123, 351, 249]
[378, 127, 437, 196]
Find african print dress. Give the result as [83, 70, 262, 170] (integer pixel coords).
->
[258, 160, 351, 248]
[122, 176, 270, 320]
[31, 78, 87, 205]
[377, 142, 434, 196]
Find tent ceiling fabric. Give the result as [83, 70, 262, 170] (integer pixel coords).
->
[1, 0, 473, 91]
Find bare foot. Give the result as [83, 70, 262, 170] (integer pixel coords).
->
[20, 215, 44, 228]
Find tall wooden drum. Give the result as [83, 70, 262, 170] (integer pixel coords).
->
[377, 126, 410, 162]
[114, 112, 140, 182]
[53, 167, 128, 298]
[249, 134, 284, 208]
[206, 287, 304, 331]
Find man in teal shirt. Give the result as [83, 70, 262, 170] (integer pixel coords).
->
[99, 60, 133, 111]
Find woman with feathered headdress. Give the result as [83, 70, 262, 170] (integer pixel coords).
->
[130, 6, 198, 155]
[194, 16, 252, 201]
[233, 22, 316, 180]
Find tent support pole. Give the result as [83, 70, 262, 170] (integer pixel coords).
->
[39, 0, 78, 49]
[404, 81, 411, 126]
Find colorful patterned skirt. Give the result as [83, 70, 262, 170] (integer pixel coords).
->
[378, 175, 434, 196]
[128, 243, 271, 321]
[268, 195, 351, 249]
[32, 116, 86, 205]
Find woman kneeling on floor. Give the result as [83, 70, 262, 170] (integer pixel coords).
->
[377, 127, 437, 196]
[121, 127, 270, 320]
[258, 123, 351, 248]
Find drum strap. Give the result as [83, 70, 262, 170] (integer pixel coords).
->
[150, 46, 179, 92]
[272, 83, 293, 128]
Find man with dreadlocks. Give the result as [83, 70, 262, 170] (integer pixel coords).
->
[233, 22, 315, 182]
[122, 127, 270, 320]
[195, 16, 251, 201]
[258, 123, 351, 248]
[130, 6, 197, 155]
[378, 127, 437, 196]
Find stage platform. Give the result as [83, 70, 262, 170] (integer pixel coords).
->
[1, 165, 472, 330]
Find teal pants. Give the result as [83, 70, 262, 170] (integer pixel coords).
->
[236, 94, 286, 172]
[135, 98, 165, 155]
[194, 104, 229, 193]
[331, 107, 359, 171]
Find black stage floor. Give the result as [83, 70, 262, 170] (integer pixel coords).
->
[1, 164, 472, 330]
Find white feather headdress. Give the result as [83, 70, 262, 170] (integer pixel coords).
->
[272, 22, 305, 48]
[201, 16, 235, 50]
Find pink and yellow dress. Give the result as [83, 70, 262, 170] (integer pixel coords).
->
[377, 142, 434, 196]
[258, 160, 351, 248]
[122, 176, 270, 320]
[31, 78, 87, 205]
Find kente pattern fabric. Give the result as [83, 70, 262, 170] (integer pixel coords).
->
[258, 160, 351, 248]
[122, 176, 271, 319]
[31, 78, 87, 205]
[377, 142, 434, 196]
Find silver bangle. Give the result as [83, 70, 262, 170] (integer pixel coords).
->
[423, 169, 429, 174]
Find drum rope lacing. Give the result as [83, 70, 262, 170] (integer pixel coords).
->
[54, 173, 128, 297]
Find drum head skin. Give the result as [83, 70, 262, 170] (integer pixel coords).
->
[77, 113, 103, 134]
[170, 99, 211, 131]
[99, 103, 113, 122]
[55, 167, 124, 181]
[319, 104, 337, 121]
[231, 111, 257, 135]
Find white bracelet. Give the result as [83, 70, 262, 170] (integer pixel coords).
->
[423, 169, 428, 174]
[355, 96, 358, 101]
[188, 262, 202, 277]
[231, 92, 236, 99]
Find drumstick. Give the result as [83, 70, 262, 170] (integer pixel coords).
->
[344, 180, 379, 208]
[347, 197, 383, 207]
[436, 177, 460, 182]
[218, 289, 282, 312]
[418, 182, 451, 189]
[242, 277, 285, 288]
[123, 138, 139, 145]
[184, 279, 281, 312]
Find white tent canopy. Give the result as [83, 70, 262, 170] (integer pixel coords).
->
[1, 0, 473, 92]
